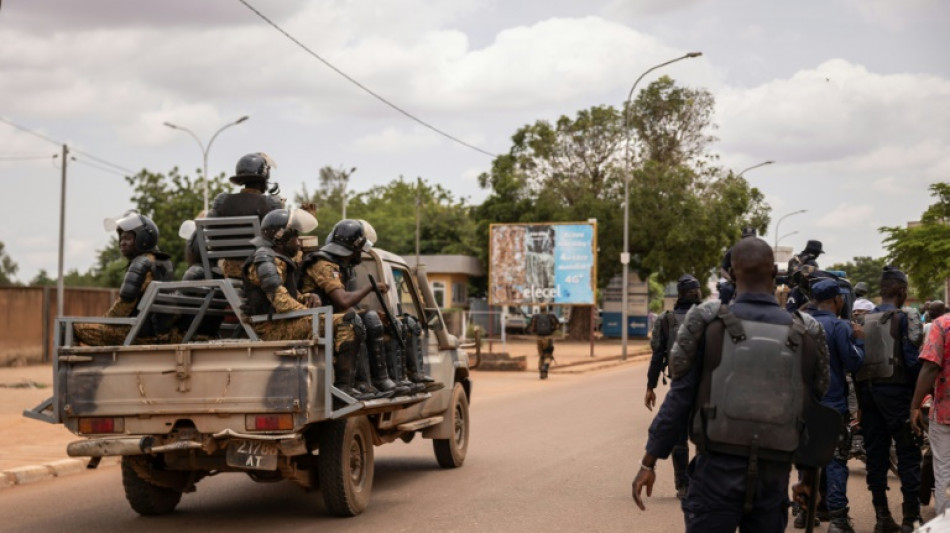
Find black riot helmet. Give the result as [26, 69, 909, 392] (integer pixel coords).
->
[259, 208, 318, 245]
[230, 152, 276, 185]
[104, 210, 159, 254]
[321, 219, 377, 258]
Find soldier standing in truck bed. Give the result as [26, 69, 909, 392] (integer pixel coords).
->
[208, 152, 283, 278]
[74, 211, 174, 346]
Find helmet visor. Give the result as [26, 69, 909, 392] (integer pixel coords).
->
[357, 219, 377, 251]
[287, 208, 318, 234]
[103, 210, 143, 233]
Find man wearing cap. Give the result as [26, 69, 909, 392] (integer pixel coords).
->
[645, 273, 702, 500]
[810, 279, 866, 532]
[208, 152, 284, 278]
[854, 266, 925, 532]
[911, 309, 950, 514]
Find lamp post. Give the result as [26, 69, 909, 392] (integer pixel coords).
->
[164, 115, 250, 212]
[737, 160, 775, 178]
[621, 51, 702, 360]
[774, 209, 807, 250]
[776, 230, 799, 246]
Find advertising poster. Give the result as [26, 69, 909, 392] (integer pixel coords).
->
[489, 222, 596, 306]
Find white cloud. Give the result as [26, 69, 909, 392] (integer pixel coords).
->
[844, 0, 940, 31]
[354, 126, 442, 154]
[813, 203, 875, 229]
[601, 0, 709, 18]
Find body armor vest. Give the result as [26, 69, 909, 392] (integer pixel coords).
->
[212, 192, 281, 220]
[122, 253, 174, 338]
[665, 312, 686, 354]
[242, 251, 298, 317]
[855, 310, 903, 383]
[533, 313, 557, 336]
[692, 313, 811, 462]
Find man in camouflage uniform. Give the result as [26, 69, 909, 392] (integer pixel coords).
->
[528, 308, 560, 379]
[299, 219, 438, 398]
[208, 152, 283, 278]
[74, 211, 174, 346]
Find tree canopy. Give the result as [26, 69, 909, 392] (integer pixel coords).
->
[0, 242, 19, 285]
[880, 183, 950, 300]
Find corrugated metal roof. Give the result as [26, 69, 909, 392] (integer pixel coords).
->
[404, 255, 484, 276]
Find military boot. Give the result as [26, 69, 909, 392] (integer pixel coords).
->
[826, 507, 856, 533]
[355, 346, 392, 400]
[873, 506, 900, 533]
[793, 507, 819, 529]
[900, 501, 922, 533]
[367, 337, 407, 396]
[333, 342, 368, 401]
[386, 336, 422, 394]
[401, 316, 441, 391]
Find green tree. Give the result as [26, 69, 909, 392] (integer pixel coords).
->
[0, 241, 18, 285]
[827, 256, 888, 299]
[880, 183, 950, 300]
[29, 269, 55, 286]
[296, 175, 479, 257]
[476, 78, 769, 338]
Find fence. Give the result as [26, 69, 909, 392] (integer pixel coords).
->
[0, 286, 116, 366]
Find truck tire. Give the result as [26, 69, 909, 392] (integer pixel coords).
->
[121, 457, 182, 516]
[433, 382, 469, 469]
[318, 416, 374, 516]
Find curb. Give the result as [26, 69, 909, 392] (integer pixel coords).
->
[0, 456, 119, 490]
[550, 352, 651, 374]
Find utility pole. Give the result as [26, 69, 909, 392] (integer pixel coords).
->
[57, 144, 68, 316]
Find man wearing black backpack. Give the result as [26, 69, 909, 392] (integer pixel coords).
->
[528, 307, 560, 379]
[644, 274, 702, 499]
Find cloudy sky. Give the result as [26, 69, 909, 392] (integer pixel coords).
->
[0, 0, 947, 282]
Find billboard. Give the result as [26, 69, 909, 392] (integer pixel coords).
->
[488, 222, 597, 306]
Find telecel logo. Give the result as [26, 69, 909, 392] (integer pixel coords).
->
[519, 286, 561, 299]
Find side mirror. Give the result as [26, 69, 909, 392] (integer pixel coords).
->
[425, 309, 444, 331]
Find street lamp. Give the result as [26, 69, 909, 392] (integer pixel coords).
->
[737, 160, 775, 178]
[621, 51, 702, 360]
[164, 115, 250, 212]
[773, 209, 807, 251]
[776, 230, 799, 246]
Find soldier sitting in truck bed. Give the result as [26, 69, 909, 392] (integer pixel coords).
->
[299, 219, 440, 399]
[74, 211, 175, 346]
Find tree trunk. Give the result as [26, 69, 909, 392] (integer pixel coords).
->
[566, 306, 591, 341]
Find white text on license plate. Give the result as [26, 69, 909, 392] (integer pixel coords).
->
[226, 439, 279, 470]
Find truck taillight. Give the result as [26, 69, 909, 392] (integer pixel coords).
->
[78, 417, 124, 434]
[246, 414, 293, 431]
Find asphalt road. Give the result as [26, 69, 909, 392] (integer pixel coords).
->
[0, 363, 937, 532]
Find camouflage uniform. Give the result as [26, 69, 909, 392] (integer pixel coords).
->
[529, 312, 559, 378]
[73, 253, 167, 346]
[244, 256, 313, 340]
[300, 259, 357, 352]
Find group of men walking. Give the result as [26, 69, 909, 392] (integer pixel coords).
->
[74, 152, 440, 403]
[634, 235, 943, 533]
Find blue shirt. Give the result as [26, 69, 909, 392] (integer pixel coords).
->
[811, 309, 864, 413]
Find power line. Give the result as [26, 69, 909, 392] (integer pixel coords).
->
[0, 154, 57, 160]
[71, 156, 129, 177]
[237, 0, 498, 158]
[0, 116, 135, 174]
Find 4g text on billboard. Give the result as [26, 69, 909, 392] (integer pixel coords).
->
[488, 222, 597, 306]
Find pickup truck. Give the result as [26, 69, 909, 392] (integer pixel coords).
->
[25, 216, 471, 517]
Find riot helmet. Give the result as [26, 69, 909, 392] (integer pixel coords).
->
[260, 208, 318, 245]
[230, 152, 277, 185]
[103, 210, 160, 254]
[321, 219, 375, 258]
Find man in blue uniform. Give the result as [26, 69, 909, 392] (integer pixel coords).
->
[644, 273, 701, 500]
[810, 279, 865, 532]
[854, 266, 924, 532]
[632, 237, 832, 532]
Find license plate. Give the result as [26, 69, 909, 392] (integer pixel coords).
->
[226, 439, 279, 471]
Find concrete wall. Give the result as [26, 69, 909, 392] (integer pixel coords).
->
[0, 286, 115, 366]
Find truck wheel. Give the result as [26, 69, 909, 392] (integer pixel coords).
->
[121, 457, 182, 516]
[433, 383, 469, 468]
[318, 416, 374, 516]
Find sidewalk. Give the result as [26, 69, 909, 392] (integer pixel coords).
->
[0, 336, 652, 489]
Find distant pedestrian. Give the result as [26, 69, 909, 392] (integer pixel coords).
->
[528, 308, 559, 379]
[924, 301, 946, 339]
